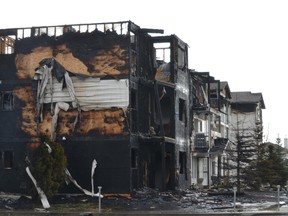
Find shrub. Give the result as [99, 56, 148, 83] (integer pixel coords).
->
[30, 140, 67, 198]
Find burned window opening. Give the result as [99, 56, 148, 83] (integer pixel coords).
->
[179, 151, 187, 179]
[154, 42, 171, 82]
[0, 92, 14, 111]
[179, 98, 187, 126]
[131, 148, 138, 169]
[0, 35, 15, 54]
[131, 89, 137, 132]
[177, 47, 187, 70]
[15, 22, 130, 39]
[160, 96, 171, 124]
[154, 92, 172, 136]
[154, 42, 170, 63]
[131, 89, 137, 109]
[2, 150, 14, 169]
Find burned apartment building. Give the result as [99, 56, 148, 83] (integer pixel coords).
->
[0, 21, 191, 194]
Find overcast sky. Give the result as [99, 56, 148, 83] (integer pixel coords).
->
[1, 0, 287, 143]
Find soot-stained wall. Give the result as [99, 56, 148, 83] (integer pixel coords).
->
[0, 22, 192, 195]
[0, 27, 133, 194]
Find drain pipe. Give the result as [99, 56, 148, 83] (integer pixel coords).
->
[207, 104, 211, 187]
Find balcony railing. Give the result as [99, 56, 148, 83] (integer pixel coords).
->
[195, 133, 208, 148]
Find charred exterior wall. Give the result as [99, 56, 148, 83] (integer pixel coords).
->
[135, 35, 191, 191]
[0, 53, 32, 193]
[173, 37, 190, 190]
[0, 24, 134, 194]
[0, 21, 192, 194]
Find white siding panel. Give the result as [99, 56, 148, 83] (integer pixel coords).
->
[43, 77, 129, 110]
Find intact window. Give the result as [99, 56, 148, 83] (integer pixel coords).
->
[3, 151, 14, 169]
[0, 92, 14, 111]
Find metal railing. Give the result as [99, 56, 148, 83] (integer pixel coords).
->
[195, 132, 208, 147]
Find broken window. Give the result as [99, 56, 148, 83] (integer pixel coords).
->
[179, 98, 187, 126]
[0, 36, 15, 54]
[2, 150, 13, 169]
[131, 148, 138, 168]
[179, 151, 187, 179]
[0, 92, 14, 111]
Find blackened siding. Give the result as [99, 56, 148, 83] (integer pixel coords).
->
[61, 137, 131, 194]
[0, 54, 31, 193]
[0, 25, 133, 194]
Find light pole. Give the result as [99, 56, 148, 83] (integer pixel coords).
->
[98, 186, 102, 213]
[233, 186, 237, 212]
[277, 185, 280, 211]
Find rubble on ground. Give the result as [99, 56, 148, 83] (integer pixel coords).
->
[0, 187, 287, 213]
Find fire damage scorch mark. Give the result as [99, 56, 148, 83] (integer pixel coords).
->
[14, 86, 38, 137]
[26, 141, 102, 209]
[32, 58, 129, 140]
[15, 34, 129, 80]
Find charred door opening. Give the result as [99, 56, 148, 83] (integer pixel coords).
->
[154, 85, 174, 138]
[139, 140, 175, 191]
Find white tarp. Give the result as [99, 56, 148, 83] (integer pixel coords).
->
[26, 167, 50, 209]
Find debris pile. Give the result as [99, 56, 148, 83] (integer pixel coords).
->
[0, 187, 287, 213]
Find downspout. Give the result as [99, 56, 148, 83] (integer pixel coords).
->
[201, 85, 211, 187]
[190, 134, 193, 186]
[207, 104, 211, 187]
[207, 80, 211, 188]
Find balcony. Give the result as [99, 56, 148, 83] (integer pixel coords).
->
[195, 133, 208, 148]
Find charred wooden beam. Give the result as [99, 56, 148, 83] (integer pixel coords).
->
[150, 36, 172, 43]
[154, 80, 165, 137]
[140, 28, 164, 34]
[0, 29, 17, 36]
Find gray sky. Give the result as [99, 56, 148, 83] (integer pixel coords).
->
[1, 0, 287, 143]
